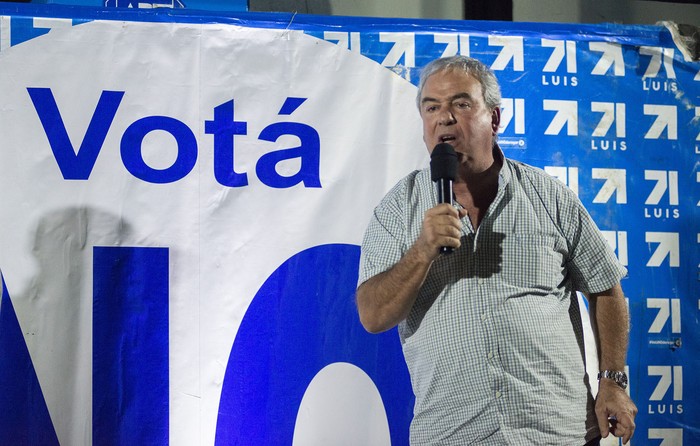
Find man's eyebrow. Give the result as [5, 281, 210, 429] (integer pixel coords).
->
[420, 92, 473, 104]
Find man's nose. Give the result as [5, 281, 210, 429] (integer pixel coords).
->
[439, 108, 456, 125]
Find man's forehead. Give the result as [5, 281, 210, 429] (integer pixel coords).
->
[421, 71, 481, 101]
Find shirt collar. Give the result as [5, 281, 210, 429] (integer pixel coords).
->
[494, 144, 511, 189]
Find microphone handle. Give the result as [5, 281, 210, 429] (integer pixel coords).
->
[436, 179, 455, 254]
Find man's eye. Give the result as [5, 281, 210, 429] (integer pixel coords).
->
[456, 102, 470, 109]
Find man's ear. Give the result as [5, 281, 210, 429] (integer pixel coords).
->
[491, 107, 501, 134]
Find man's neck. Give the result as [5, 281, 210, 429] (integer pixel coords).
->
[453, 149, 503, 228]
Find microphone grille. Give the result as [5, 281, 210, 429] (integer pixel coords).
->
[430, 143, 458, 182]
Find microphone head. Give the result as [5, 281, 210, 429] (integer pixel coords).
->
[430, 143, 458, 182]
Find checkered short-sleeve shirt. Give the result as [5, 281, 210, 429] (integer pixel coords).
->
[359, 155, 627, 445]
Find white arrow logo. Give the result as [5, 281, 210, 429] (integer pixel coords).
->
[648, 365, 683, 400]
[323, 31, 361, 53]
[601, 231, 628, 266]
[542, 39, 577, 73]
[592, 168, 627, 204]
[640, 46, 676, 78]
[645, 170, 679, 205]
[544, 166, 578, 195]
[543, 100, 578, 136]
[434, 33, 470, 58]
[379, 33, 416, 80]
[489, 36, 524, 71]
[379, 33, 416, 67]
[499, 98, 525, 134]
[380, 32, 415, 67]
[589, 42, 625, 76]
[644, 105, 678, 140]
[645, 232, 680, 267]
[647, 298, 681, 334]
[591, 102, 626, 138]
[649, 429, 683, 446]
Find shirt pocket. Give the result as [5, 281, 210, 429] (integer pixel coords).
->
[500, 232, 566, 293]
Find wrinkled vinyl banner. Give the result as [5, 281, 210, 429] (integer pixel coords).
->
[0, 4, 698, 445]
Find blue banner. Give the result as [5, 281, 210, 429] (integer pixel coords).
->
[0, 4, 697, 445]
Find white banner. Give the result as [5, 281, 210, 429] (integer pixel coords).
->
[0, 17, 426, 445]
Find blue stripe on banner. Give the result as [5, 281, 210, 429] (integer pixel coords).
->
[0, 2, 664, 45]
[92, 247, 169, 445]
[0, 272, 60, 445]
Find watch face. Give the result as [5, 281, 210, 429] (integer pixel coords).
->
[617, 372, 628, 389]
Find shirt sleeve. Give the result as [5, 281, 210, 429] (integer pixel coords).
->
[357, 176, 410, 288]
[563, 189, 628, 294]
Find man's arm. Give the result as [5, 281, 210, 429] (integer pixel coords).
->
[588, 284, 638, 444]
[356, 203, 465, 333]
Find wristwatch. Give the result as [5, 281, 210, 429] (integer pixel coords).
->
[598, 370, 628, 390]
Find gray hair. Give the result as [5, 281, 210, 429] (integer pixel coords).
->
[416, 56, 502, 112]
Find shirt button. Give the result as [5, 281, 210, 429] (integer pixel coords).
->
[495, 390, 502, 399]
[481, 313, 488, 321]
[478, 278, 485, 285]
[487, 351, 494, 359]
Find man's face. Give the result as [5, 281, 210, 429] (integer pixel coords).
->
[419, 69, 500, 173]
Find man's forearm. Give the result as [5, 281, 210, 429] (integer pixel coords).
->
[356, 244, 434, 333]
[357, 203, 465, 333]
[589, 283, 629, 371]
[589, 283, 638, 442]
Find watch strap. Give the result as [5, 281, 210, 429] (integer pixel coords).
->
[598, 370, 628, 389]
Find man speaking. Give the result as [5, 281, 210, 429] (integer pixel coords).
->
[356, 56, 637, 445]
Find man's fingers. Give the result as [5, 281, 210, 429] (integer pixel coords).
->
[608, 418, 621, 437]
[614, 413, 636, 444]
[595, 405, 611, 438]
[606, 413, 635, 444]
[595, 381, 637, 443]
[433, 226, 462, 249]
[437, 221, 462, 238]
[610, 424, 630, 445]
[598, 417, 610, 438]
[428, 203, 460, 217]
[423, 205, 464, 248]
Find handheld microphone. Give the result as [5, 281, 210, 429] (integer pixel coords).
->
[430, 143, 458, 254]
